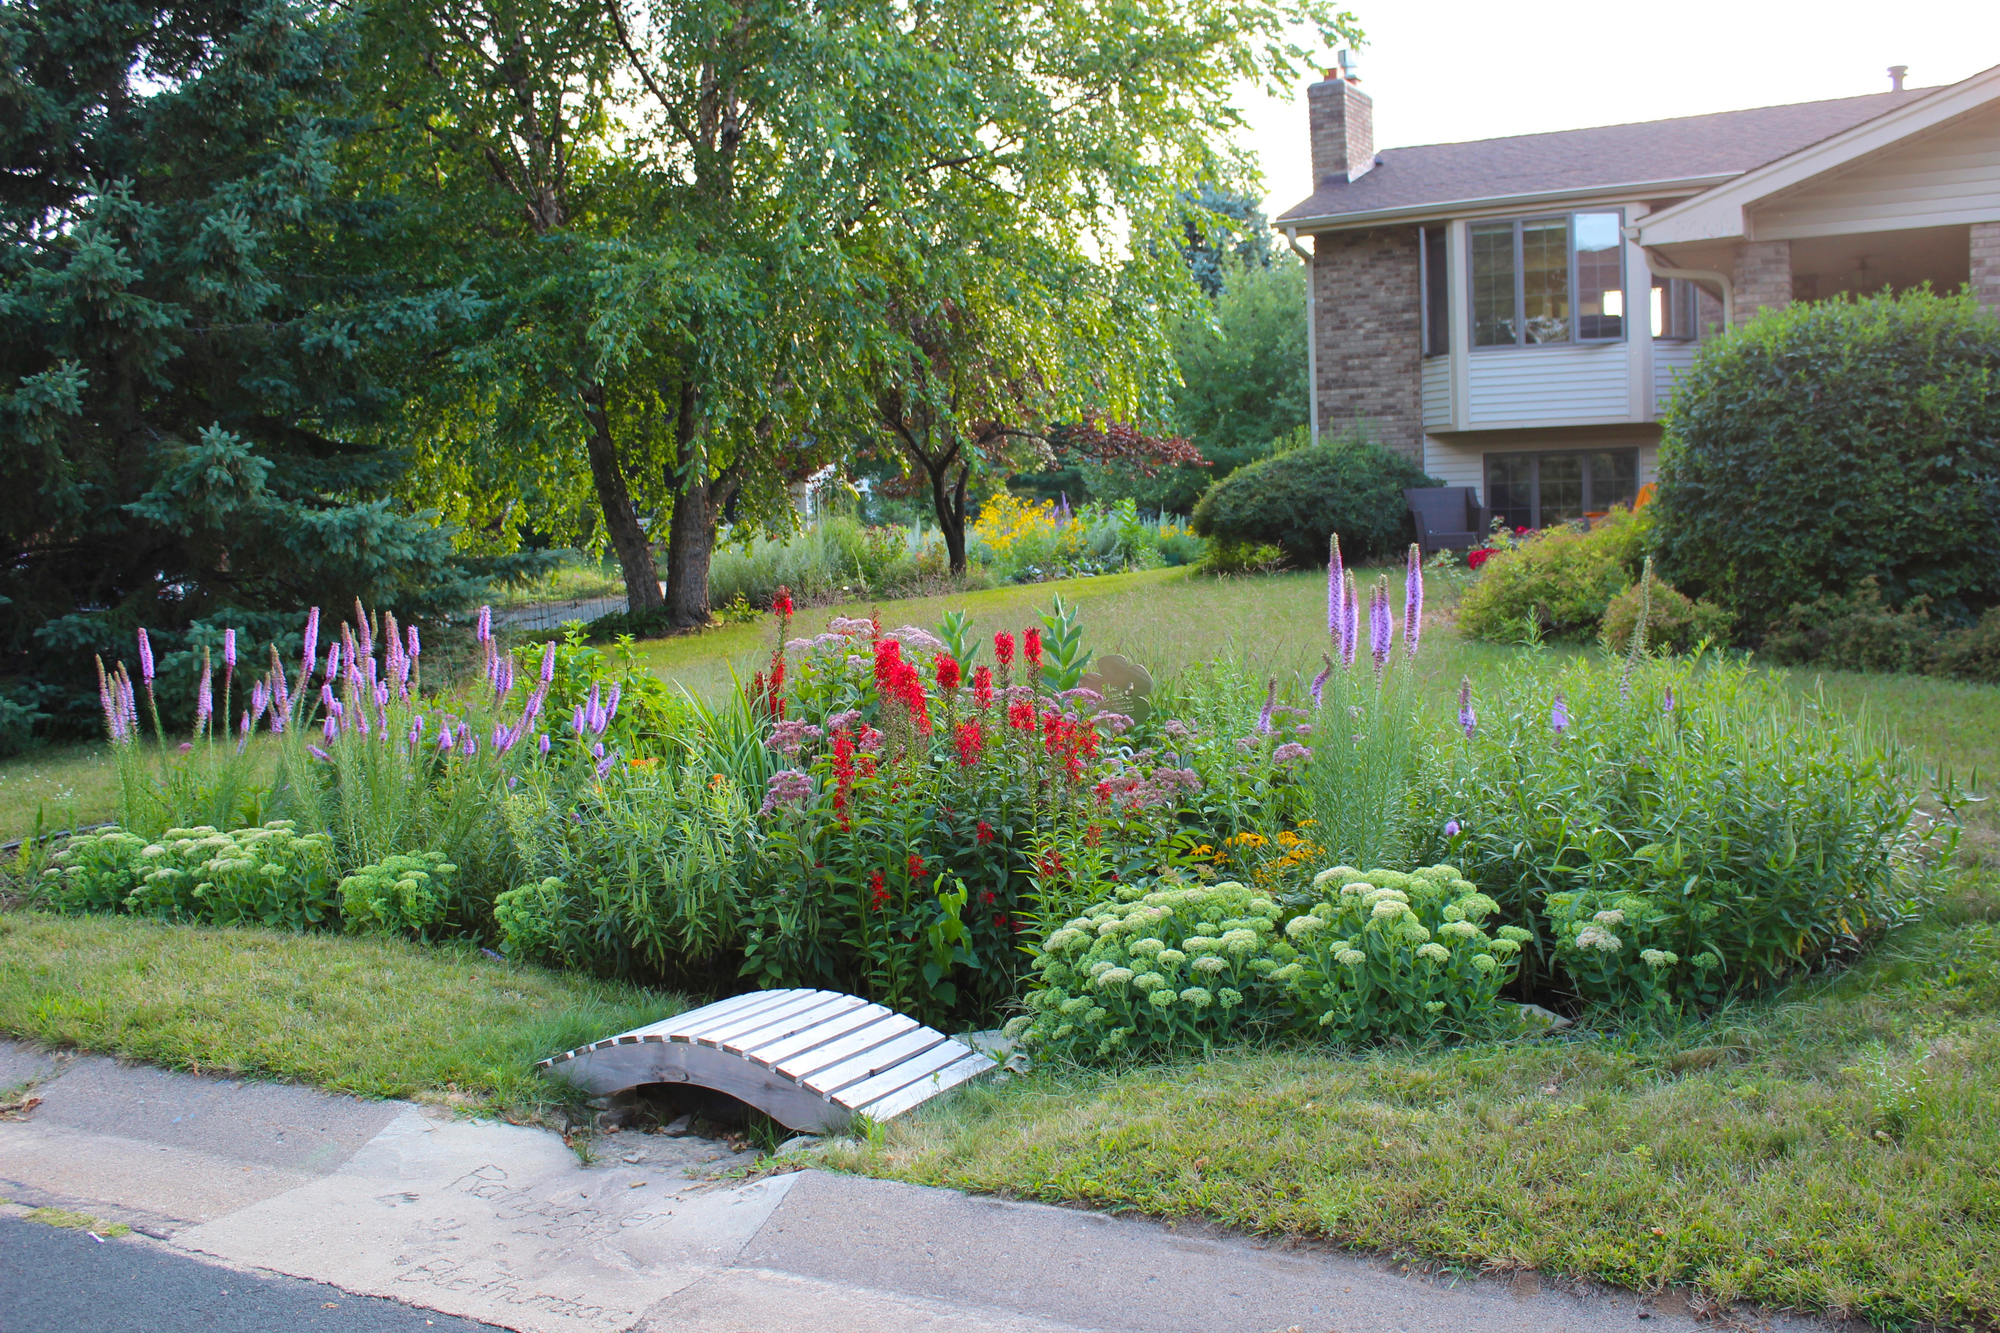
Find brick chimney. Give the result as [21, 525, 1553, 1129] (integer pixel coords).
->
[1308, 57, 1375, 189]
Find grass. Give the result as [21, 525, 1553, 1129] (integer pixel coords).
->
[0, 743, 120, 843]
[0, 911, 682, 1122]
[21, 1206, 131, 1237]
[820, 876, 2000, 1329]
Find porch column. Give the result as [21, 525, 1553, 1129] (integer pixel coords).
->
[1973, 221, 2000, 312]
[1732, 240, 1791, 324]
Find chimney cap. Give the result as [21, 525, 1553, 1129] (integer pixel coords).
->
[1888, 64, 1908, 91]
[1336, 48, 1360, 81]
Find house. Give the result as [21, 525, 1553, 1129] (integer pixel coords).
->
[1275, 56, 2000, 531]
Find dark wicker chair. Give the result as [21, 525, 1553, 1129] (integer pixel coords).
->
[1405, 487, 1487, 555]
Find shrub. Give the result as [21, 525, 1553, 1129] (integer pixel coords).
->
[1599, 578, 1732, 653]
[1413, 652, 1962, 1008]
[1457, 507, 1647, 642]
[1194, 540, 1284, 575]
[42, 822, 338, 930]
[1760, 579, 1940, 675]
[1190, 430, 1437, 565]
[339, 852, 458, 938]
[1653, 289, 2000, 635]
[1931, 608, 2000, 684]
[1010, 866, 1525, 1061]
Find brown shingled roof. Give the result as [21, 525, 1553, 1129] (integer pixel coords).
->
[1277, 89, 1933, 226]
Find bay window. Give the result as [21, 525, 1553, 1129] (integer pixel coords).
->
[1469, 211, 1626, 348]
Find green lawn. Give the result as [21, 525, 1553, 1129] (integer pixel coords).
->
[0, 911, 680, 1121]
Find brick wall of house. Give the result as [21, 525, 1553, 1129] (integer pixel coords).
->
[1312, 227, 1424, 464]
[1733, 240, 1792, 323]
[1972, 221, 2000, 311]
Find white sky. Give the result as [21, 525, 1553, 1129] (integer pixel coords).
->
[1233, 0, 2000, 219]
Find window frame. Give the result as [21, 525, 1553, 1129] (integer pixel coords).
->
[1482, 448, 1640, 530]
[1650, 275, 1699, 342]
[1419, 224, 1449, 358]
[1467, 209, 1628, 352]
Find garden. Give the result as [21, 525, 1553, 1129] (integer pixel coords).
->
[3, 0, 1999, 1313]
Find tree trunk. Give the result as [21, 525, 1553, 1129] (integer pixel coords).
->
[663, 465, 739, 629]
[925, 454, 970, 575]
[581, 383, 663, 615]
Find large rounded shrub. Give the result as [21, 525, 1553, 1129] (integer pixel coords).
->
[1653, 290, 2000, 634]
[1190, 430, 1437, 564]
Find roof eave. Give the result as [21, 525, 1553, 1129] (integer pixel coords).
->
[1275, 174, 1740, 233]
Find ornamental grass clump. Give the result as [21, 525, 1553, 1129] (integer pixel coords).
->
[1011, 864, 1525, 1061]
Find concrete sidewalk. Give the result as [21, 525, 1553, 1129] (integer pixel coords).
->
[0, 1041, 1845, 1333]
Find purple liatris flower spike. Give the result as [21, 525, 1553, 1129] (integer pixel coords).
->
[240, 709, 252, 738]
[1339, 572, 1359, 668]
[538, 733, 551, 756]
[408, 719, 424, 746]
[595, 750, 617, 778]
[355, 599, 373, 662]
[223, 628, 236, 669]
[1255, 679, 1276, 735]
[250, 681, 268, 720]
[460, 731, 477, 757]
[325, 644, 340, 682]
[1310, 654, 1332, 707]
[1663, 686, 1676, 713]
[137, 629, 155, 683]
[194, 656, 213, 731]
[308, 745, 331, 763]
[1551, 692, 1570, 735]
[1326, 534, 1344, 639]
[406, 625, 421, 660]
[591, 741, 606, 760]
[540, 640, 556, 684]
[1404, 543, 1424, 658]
[604, 683, 620, 722]
[300, 608, 320, 677]
[323, 712, 340, 741]
[1458, 676, 1476, 737]
[1369, 580, 1393, 672]
[476, 606, 492, 643]
[1444, 819, 1461, 836]
[438, 724, 453, 751]
[585, 684, 604, 735]
[493, 723, 508, 751]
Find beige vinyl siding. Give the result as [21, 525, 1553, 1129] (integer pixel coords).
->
[1421, 358, 1451, 429]
[1653, 341, 1699, 414]
[1467, 343, 1631, 427]
[1754, 106, 2000, 239]
[1421, 435, 1483, 489]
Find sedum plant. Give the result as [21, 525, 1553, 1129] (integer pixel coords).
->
[40, 821, 337, 930]
[1011, 865, 1524, 1061]
[339, 852, 458, 938]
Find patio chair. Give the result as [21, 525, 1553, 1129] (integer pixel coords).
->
[1405, 487, 1487, 555]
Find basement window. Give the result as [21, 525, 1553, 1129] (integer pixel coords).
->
[1485, 449, 1638, 529]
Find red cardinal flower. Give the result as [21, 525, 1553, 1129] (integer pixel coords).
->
[975, 820, 994, 844]
[993, 632, 1015, 668]
[773, 586, 794, 619]
[868, 869, 888, 909]
[1023, 628, 1043, 668]
[935, 654, 961, 692]
[1006, 699, 1034, 731]
[907, 853, 928, 879]
[954, 719, 983, 767]
[972, 666, 994, 710]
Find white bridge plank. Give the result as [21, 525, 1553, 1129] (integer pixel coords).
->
[833, 1039, 977, 1111]
[746, 1003, 898, 1070]
[851, 1051, 996, 1122]
[774, 1013, 920, 1083]
[802, 1027, 949, 1097]
[720, 994, 869, 1056]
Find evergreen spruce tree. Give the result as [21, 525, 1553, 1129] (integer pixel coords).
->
[0, 0, 519, 746]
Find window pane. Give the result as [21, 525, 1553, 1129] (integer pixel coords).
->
[1470, 223, 1516, 346]
[1574, 212, 1623, 340]
[1539, 453, 1584, 524]
[1487, 453, 1533, 530]
[1521, 218, 1570, 344]
[1584, 451, 1638, 510]
[1423, 225, 1449, 357]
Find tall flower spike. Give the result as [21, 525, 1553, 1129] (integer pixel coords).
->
[137, 629, 154, 684]
[1310, 654, 1332, 708]
[1256, 678, 1277, 734]
[475, 606, 492, 644]
[1326, 534, 1344, 640]
[223, 628, 237, 669]
[540, 640, 556, 684]
[1551, 692, 1570, 735]
[406, 625, 421, 660]
[194, 650, 213, 735]
[354, 599, 373, 662]
[1458, 676, 1477, 737]
[300, 607, 320, 681]
[1369, 579, 1393, 674]
[1404, 543, 1424, 658]
[1339, 571, 1359, 668]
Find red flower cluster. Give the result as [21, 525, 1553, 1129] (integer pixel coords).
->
[1466, 548, 1493, 570]
[935, 654, 961, 692]
[993, 631, 1015, 668]
[971, 666, 994, 710]
[746, 669, 786, 718]
[872, 639, 931, 733]
[773, 586, 794, 619]
[1006, 698, 1035, 731]
[830, 726, 857, 828]
[954, 719, 983, 767]
[1041, 710, 1099, 782]
[868, 869, 888, 910]
[975, 820, 994, 844]
[1023, 628, 1043, 669]
[907, 853, 928, 880]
